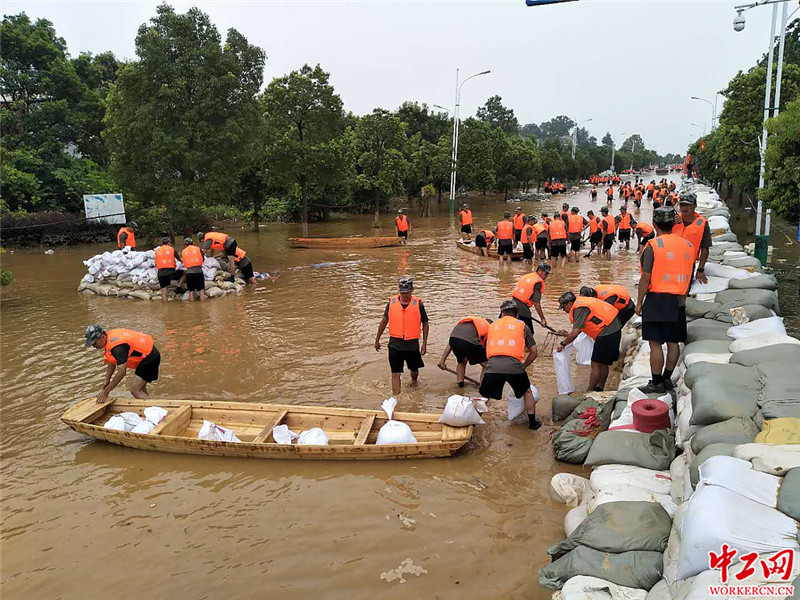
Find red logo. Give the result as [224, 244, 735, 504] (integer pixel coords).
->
[708, 546, 795, 585]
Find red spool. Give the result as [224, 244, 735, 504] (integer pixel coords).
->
[632, 399, 671, 433]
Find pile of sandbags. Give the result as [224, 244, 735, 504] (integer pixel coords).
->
[77, 248, 245, 301]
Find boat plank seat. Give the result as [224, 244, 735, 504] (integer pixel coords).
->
[252, 409, 288, 444]
[353, 414, 376, 445]
[72, 398, 116, 424]
[151, 405, 192, 436]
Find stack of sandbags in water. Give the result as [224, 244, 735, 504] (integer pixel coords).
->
[77, 248, 245, 301]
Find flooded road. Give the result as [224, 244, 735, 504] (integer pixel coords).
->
[2, 182, 663, 599]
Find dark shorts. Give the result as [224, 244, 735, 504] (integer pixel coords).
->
[517, 315, 534, 336]
[603, 235, 616, 250]
[551, 242, 567, 257]
[479, 371, 531, 401]
[224, 240, 238, 257]
[535, 238, 548, 250]
[157, 270, 184, 289]
[590, 231, 603, 244]
[475, 235, 487, 248]
[450, 337, 487, 366]
[642, 307, 688, 344]
[461, 224, 472, 234]
[388, 346, 424, 373]
[618, 229, 631, 242]
[591, 193, 597, 199]
[397, 230, 408, 239]
[514, 230, 522, 243]
[134, 347, 160, 383]
[185, 272, 205, 292]
[647, 191, 654, 199]
[522, 243, 534, 259]
[497, 241, 514, 255]
[238, 261, 254, 280]
[591, 329, 621, 365]
[570, 238, 582, 252]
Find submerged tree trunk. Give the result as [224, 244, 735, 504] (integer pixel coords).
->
[253, 195, 260, 232]
[374, 190, 380, 224]
[301, 181, 309, 237]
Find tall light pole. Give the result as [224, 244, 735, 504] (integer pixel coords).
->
[448, 69, 491, 215]
[610, 132, 625, 173]
[571, 118, 592, 160]
[690, 96, 717, 131]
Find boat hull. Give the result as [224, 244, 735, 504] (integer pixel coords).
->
[455, 240, 523, 260]
[289, 237, 403, 249]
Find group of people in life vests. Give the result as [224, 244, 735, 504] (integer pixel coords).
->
[368, 187, 712, 432]
[115, 223, 257, 303]
[590, 178, 679, 210]
[542, 180, 567, 194]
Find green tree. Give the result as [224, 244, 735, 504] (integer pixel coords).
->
[104, 4, 265, 228]
[457, 118, 494, 195]
[763, 96, 800, 220]
[520, 122, 541, 140]
[477, 95, 519, 135]
[539, 115, 575, 140]
[395, 101, 450, 143]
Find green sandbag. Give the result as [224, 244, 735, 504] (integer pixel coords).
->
[684, 363, 760, 391]
[612, 399, 627, 420]
[686, 297, 720, 318]
[690, 417, 759, 454]
[682, 339, 733, 358]
[553, 419, 595, 464]
[584, 430, 675, 471]
[709, 304, 774, 324]
[547, 501, 671, 559]
[721, 256, 763, 272]
[715, 288, 779, 313]
[566, 397, 615, 430]
[552, 393, 586, 422]
[538, 545, 664, 590]
[728, 274, 778, 291]
[690, 378, 758, 425]
[732, 344, 800, 367]
[778, 469, 800, 521]
[758, 363, 800, 419]
[686, 319, 732, 344]
[690, 443, 738, 486]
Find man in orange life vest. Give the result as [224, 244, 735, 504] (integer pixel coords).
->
[154, 237, 185, 302]
[548, 211, 569, 267]
[199, 231, 240, 281]
[438, 316, 492, 388]
[567, 207, 589, 262]
[674, 191, 711, 285]
[474, 228, 495, 257]
[478, 300, 540, 430]
[181, 237, 206, 302]
[84, 325, 161, 403]
[117, 222, 137, 249]
[396, 209, 410, 243]
[374, 277, 429, 396]
[459, 204, 473, 242]
[496, 212, 515, 268]
[513, 207, 527, 244]
[557, 291, 622, 391]
[580, 284, 636, 326]
[616, 204, 637, 251]
[520, 216, 537, 266]
[536, 213, 551, 261]
[512, 262, 551, 334]
[599, 206, 616, 259]
[636, 207, 696, 394]
[634, 221, 656, 252]
[586, 210, 603, 257]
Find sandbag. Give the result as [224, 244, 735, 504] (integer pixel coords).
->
[697, 454, 781, 507]
[778, 469, 800, 521]
[585, 430, 675, 471]
[682, 339, 732, 359]
[539, 545, 664, 591]
[735, 444, 800, 476]
[758, 364, 800, 419]
[566, 395, 616, 430]
[677, 485, 800, 581]
[686, 298, 719, 318]
[645, 579, 671, 600]
[731, 343, 800, 367]
[756, 418, 800, 445]
[721, 256, 763, 271]
[704, 262, 754, 280]
[715, 288, 779, 313]
[553, 393, 586, 422]
[708, 304, 774, 324]
[689, 443, 738, 486]
[376, 398, 417, 445]
[728, 273, 779, 291]
[560, 576, 647, 600]
[565, 503, 590, 537]
[439, 395, 485, 426]
[689, 378, 758, 425]
[548, 502, 671, 560]
[670, 455, 690, 505]
[690, 417, 759, 454]
[683, 362, 759, 391]
[590, 464, 673, 496]
[589, 487, 677, 518]
[554, 345, 575, 394]
[686, 319, 731, 344]
[549, 473, 592, 507]
[553, 419, 596, 464]
[727, 316, 786, 340]
[297, 427, 329, 445]
[730, 333, 800, 353]
[689, 276, 728, 296]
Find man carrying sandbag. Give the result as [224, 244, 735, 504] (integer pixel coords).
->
[438, 316, 492, 388]
[479, 300, 540, 430]
[84, 325, 161, 403]
[198, 231, 240, 281]
[673, 191, 711, 285]
[556, 291, 621, 392]
[117, 222, 137, 249]
[636, 206, 695, 393]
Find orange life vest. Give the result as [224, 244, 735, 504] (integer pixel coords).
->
[606, 187, 614, 197]
[521, 225, 534, 244]
[602, 215, 616, 234]
[635, 222, 654, 236]
[635, 189, 643, 200]
[673, 215, 706, 262]
[569, 297, 619, 340]
[181, 245, 204, 268]
[480, 229, 495, 242]
[460, 210, 473, 226]
[647, 183, 655, 192]
[645, 234, 695, 295]
[103, 328, 154, 368]
[513, 214, 526, 230]
[457, 316, 491, 346]
[532, 223, 547, 237]
[396, 215, 409, 232]
[204, 231, 229, 250]
[594, 284, 631, 309]
[497, 220, 514, 240]
[588, 216, 601, 234]
[154, 245, 176, 270]
[486, 316, 526, 361]
[618, 213, 632, 230]
[388, 295, 422, 340]
[567, 214, 585, 234]
[548, 219, 567, 240]
[512, 273, 546, 307]
[234, 247, 247, 262]
[117, 227, 136, 249]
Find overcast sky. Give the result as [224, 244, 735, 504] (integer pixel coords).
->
[5, 0, 781, 154]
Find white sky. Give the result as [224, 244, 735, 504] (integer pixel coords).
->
[4, 0, 780, 154]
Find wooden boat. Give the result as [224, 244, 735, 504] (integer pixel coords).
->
[289, 236, 403, 249]
[62, 398, 473, 460]
[456, 240, 523, 260]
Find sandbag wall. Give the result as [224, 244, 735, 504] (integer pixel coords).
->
[77, 249, 245, 301]
[542, 183, 800, 600]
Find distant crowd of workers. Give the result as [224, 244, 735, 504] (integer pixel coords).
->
[114, 224, 257, 302]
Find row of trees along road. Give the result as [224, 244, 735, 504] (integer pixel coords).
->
[1, 5, 682, 238]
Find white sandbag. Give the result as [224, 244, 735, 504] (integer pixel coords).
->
[376, 398, 418, 445]
[707, 215, 730, 231]
[272, 424, 299, 445]
[683, 353, 731, 367]
[131, 419, 156, 434]
[588, 486, 678, 518]
[697, 455, 781, 507]
[564, 503, 590, 538]
[297, 427, 329, 445]
[729, 333, 800, 353]
[560, 576, 647, 600]
[143, 406, 168, 425]
[590, 464, 672, 496]
[727, 316, 786, 340]
[677, 484, 800, 580]
[550, 473, 593, 507]
[670, 455, 690, 505]
[439, 395, 485, 427]
[554, 345, 575, 394]
[507, 385, 537, 421]
[197, 420, 241, 442]
[703, 263, 759, 280]
[103, 411, 143, 432]
[689, 276, 729, 296]
[574, 332, 594, 366]
[734, 444, 800, 475]
[103, 415, 127, 431]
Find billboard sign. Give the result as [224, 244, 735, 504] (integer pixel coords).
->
[83, 193, 126, 225]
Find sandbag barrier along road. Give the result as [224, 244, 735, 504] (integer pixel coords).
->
[541, 181, 800, 600]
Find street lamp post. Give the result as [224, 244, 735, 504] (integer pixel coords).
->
[690, 96, 717, 131]
[448, 69, 490, 215]
[571, 118, 592, 160]
[610, 132, 625, 173]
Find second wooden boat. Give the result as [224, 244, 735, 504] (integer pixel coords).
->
[62, 398, 473, 460]
[456, 240, 523, 260]
[289, 236, 403, 249]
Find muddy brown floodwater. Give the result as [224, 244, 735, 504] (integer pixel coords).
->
[1, 179, 676, 599]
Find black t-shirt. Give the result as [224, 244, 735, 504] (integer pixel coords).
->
[110, 344, 149, 366]
[383, 300, 429, 351]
